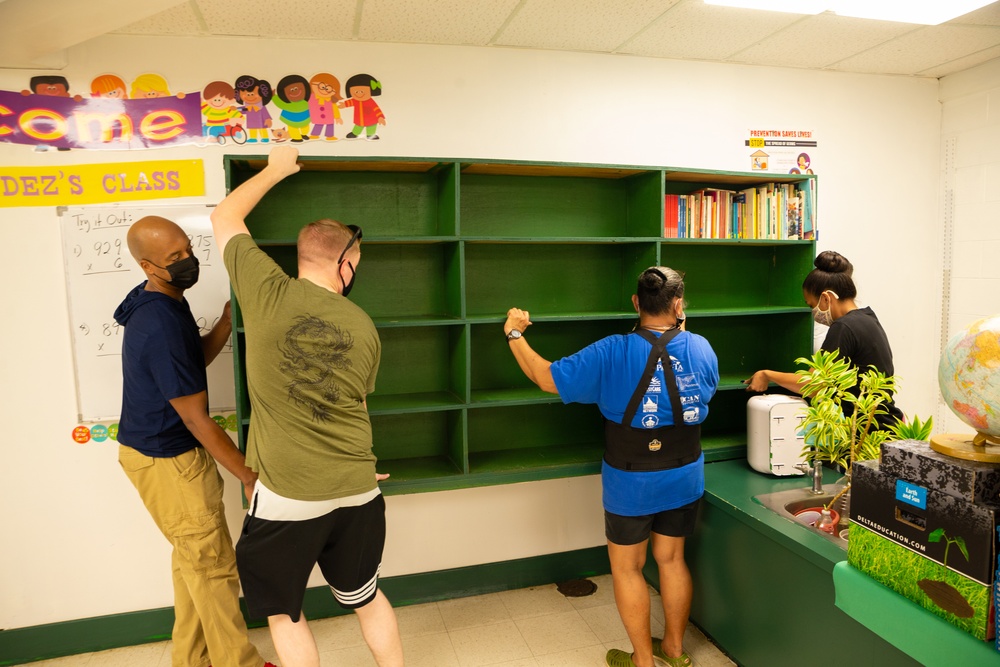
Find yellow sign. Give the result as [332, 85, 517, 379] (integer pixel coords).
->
[0, 160, 204, 207]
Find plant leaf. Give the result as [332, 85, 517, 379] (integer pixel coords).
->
[928, 528, 945, 542]
[955, 536, 969, 561]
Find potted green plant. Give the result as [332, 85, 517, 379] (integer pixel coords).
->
[795, 349, 898, 511]
[885, 413, 934, 442]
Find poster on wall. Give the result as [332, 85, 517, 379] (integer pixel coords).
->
[1, 71, 387, 150]
[0, 160, 204, 207]
[744, 128, 818, 176]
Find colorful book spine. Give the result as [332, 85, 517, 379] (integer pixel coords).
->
[664, 180, 815, 241]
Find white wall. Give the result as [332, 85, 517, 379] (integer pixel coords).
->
[938, 58, 1000, 434]
[0, 34, 944, 629]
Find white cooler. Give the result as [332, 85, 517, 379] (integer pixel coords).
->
[746, 394, 808, 476]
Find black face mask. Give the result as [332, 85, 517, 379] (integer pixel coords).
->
[336, 225, 362, 297]
[146, 254, 200, 290]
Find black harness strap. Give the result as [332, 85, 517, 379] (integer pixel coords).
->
[622, 328, 683, 427]
[603, 328, 702, 472]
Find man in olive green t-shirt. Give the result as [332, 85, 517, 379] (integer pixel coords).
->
[212, 145, 403, 667]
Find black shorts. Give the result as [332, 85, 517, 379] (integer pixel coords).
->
[604, 498, 701, 545]
[236, 493, 386, 621]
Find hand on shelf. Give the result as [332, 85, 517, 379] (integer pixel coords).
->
[267, 144, 301, 178]
[504, 307, 533, 336]
[743, 370, 770, 392]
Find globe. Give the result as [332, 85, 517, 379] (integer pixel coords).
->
[937, 315, 1000, 449]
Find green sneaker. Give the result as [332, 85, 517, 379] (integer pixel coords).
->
[651, 638, 692, 667]
[606, 648, 638, 667]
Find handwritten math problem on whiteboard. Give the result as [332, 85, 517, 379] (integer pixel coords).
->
[61, 205, 236, 422]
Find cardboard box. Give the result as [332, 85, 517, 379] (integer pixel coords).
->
[881, 439, 1000, 504]
[996, 527, 1000, 652]
[849, 459, 999, 641]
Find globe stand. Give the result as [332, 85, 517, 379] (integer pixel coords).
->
[930, 432, 1000, 463]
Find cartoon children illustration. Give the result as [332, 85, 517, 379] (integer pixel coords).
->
[21, 75, 82, 101]
[201, 81, 243, 142]
[797, 153, 811, 171]
[272, 74, 312, 142]
[90, 74, 127, 99]
[130, 73, 185, 99]
[308, 72, 343, 141]
[234, 75, 273, 143]
[338, 73, 386, 140]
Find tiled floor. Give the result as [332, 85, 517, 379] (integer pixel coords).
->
[27, 575, 735, 667]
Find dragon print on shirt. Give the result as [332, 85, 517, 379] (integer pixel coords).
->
[278, 314, 353, 422]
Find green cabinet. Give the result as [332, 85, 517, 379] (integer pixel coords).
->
[225, 157, 816, 494]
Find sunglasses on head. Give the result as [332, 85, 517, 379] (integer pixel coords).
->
[337, 225, 363, 265]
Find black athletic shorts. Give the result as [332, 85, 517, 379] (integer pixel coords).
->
[236, 493, 386, 621]
[604, 498, 701, 545]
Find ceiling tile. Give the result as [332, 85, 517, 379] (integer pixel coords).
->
[196, 0, 357, 40]
[918, 45, 1000, 78]
[358, 0, 520, 45]
[495, 0, 681, 52]
[618, 0, 804, 60]
[732, 14, 917, 69]
[113, 3, 204, 36]
[948, 2, 1000, 27]
[829, 24, 1000, 75]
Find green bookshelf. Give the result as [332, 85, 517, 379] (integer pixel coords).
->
[225, 156, 816, 494]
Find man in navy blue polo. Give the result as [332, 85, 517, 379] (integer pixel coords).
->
[115, 215, 275, 667]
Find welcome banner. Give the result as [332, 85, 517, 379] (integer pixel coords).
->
[0, 91, 202, 150]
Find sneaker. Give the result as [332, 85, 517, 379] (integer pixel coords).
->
[651, 638, 692, 667]
[606, 648, 637, 667]
[346, 132, 357, 138]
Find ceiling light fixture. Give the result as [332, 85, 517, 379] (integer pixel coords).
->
[703, 0, 995, 25]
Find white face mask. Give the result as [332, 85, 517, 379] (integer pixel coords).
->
[811, 290, 839, 327]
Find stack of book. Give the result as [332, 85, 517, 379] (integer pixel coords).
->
[664, 180, 815, 240]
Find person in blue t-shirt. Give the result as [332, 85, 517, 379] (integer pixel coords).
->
[504, 267, 718, 667]
[115, 215, 275, 667]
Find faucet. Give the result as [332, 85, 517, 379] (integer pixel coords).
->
[795, 461, 825, 495]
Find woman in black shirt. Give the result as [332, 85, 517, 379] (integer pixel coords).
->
[745, 250, 904, 427]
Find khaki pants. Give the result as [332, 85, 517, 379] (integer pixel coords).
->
[119, 445, 262, 667]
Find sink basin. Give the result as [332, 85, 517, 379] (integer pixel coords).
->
[753, 484, 850, 549]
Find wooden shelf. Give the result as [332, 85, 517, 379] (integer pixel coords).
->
[468, 443, 605, 474]
[226, 156, 815, 495]
[468, 387, 564, 406]
[367, 391, 466, 415]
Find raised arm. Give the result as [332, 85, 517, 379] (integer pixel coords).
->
[210, 145, 301, 254]
[504, 308, 557, 394]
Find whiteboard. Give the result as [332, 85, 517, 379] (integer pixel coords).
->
[60, 205, 235, 422]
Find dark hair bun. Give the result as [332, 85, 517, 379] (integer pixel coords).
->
[814, 251, 853, 276]
[639, 268, 666, 290]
